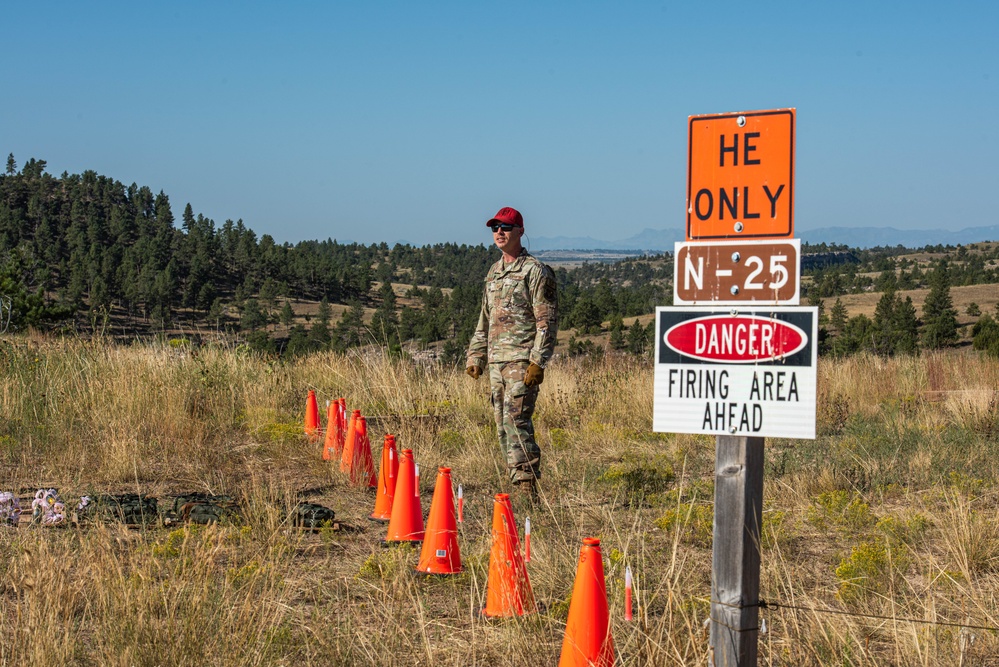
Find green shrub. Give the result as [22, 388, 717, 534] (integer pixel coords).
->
[835, 540, 909, 602]
[655, 502, 713, 547]
[875, 513, 930, 544]
[601, 454, 675, 503]
[806, 490, 875, 531]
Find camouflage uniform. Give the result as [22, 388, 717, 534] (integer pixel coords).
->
[466, 249, 558, 482]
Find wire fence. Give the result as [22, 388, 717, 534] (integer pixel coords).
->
[702, 595, 999, 634]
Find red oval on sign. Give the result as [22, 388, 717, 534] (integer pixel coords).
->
[664, 315, 807, 363]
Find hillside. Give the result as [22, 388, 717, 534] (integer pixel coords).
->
[4, 156, 999, 362]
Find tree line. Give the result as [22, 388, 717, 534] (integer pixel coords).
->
[3, 155, 995, 361]
[0, 156, 665, 358]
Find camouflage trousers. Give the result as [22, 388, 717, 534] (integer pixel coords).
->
[489, 361, 541, 483]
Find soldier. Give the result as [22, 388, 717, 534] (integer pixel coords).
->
[466, 207, 558, 501]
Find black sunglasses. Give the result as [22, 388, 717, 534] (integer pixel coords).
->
[489, 223, 516, 233]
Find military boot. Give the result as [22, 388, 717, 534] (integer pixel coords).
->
[511, 478, 539, 515]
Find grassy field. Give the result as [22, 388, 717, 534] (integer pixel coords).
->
[829, 283, 999, 326]
[2, 336, 999, 665]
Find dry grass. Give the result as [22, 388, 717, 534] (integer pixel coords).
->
[831, 283, 999, 328]
[2, 337, 999, 665]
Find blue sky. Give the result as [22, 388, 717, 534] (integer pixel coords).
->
[3, 1, 997, 246]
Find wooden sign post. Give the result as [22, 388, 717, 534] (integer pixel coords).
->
[709, 435, 764, 666]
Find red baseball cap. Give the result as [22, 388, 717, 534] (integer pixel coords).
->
[486, 207, 523, 228]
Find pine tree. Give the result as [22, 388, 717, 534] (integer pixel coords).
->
[334, 301, 365, 350]
[609, 313, 625, 350]
[626, 320, 646, 355]
[280, 301, 295, 326]
[922, 261, 958, 349]
[398, 306, 419, 342]
[196, 283, 215, 313]
[893, 296, 920, 355]
[833, 314, 874, 357]
[241, 299, 267, 331]
[5, 153, 15, 175]
[572, 297, 602, 335]
[317, 297, 332, 326]
[182, 203, 195, 232]
[369, 307, 398, 345]
[871, 289, 898, 355]
[307, 318, 331, 349]
[829, 298, 847, 334]
[286, 324, 310, 356]
[972, 314, 999, 357]
[208, 298, 228, 329]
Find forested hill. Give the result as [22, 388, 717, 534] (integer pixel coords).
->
[0, 155, 671, 357]
[0, 156, 495, 321]
[15, 155, 994, 363]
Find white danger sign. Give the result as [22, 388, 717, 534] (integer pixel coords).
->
[653, 306, 818, 439]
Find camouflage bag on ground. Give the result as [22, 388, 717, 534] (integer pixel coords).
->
[77, 494, 158, 525]
[292, 502, 336, 529]
[165, 493, 239, 525]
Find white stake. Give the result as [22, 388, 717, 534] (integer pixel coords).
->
[524, 516, 532, 562]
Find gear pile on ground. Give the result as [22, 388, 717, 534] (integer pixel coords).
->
[163, 493, 240, 526]
[292, 502, 336, 529]
[31, 489, 66, 525]
[1, 488, 338, 531]
[0, 492, 21, 527]
[76, 494, 159, 525]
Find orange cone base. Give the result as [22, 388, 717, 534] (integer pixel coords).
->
[481, 607, 530, 619]
[415, 567, 461, 577]
[381, 537, 423, 547]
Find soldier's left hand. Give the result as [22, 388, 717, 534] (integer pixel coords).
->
[524, 363, 544, 387]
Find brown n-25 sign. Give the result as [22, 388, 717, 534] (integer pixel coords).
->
[673, 239, 800, 306]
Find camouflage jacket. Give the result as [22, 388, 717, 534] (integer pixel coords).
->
[466, 249, 558, 370]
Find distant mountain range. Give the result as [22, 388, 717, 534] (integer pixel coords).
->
[531, 225, 999, 252]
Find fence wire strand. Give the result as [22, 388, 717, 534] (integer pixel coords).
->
[701, 596, 999, 633]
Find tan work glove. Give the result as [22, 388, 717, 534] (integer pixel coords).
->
[524, 363, 544, 387]
[465, 365, 482, 380]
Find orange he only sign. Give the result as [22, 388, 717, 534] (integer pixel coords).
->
[686, 108, 795, 241]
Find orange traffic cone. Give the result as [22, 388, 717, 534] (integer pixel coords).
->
[322, 400, 338, 461]
[416, 467, 461, 575]
[304, 390, 320, 442]
[335, 398, 347, 454]
[369, 434, 399, 522]
[482, 493, 535, 617]
[354, 416, 378, 487]
[340, 409, 360, 472]
[341, 412, 376, 487]
[384, 448, 424, 543]
[558, 538, 614, 667]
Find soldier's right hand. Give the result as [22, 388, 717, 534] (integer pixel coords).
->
[465, 366, 481, 380]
